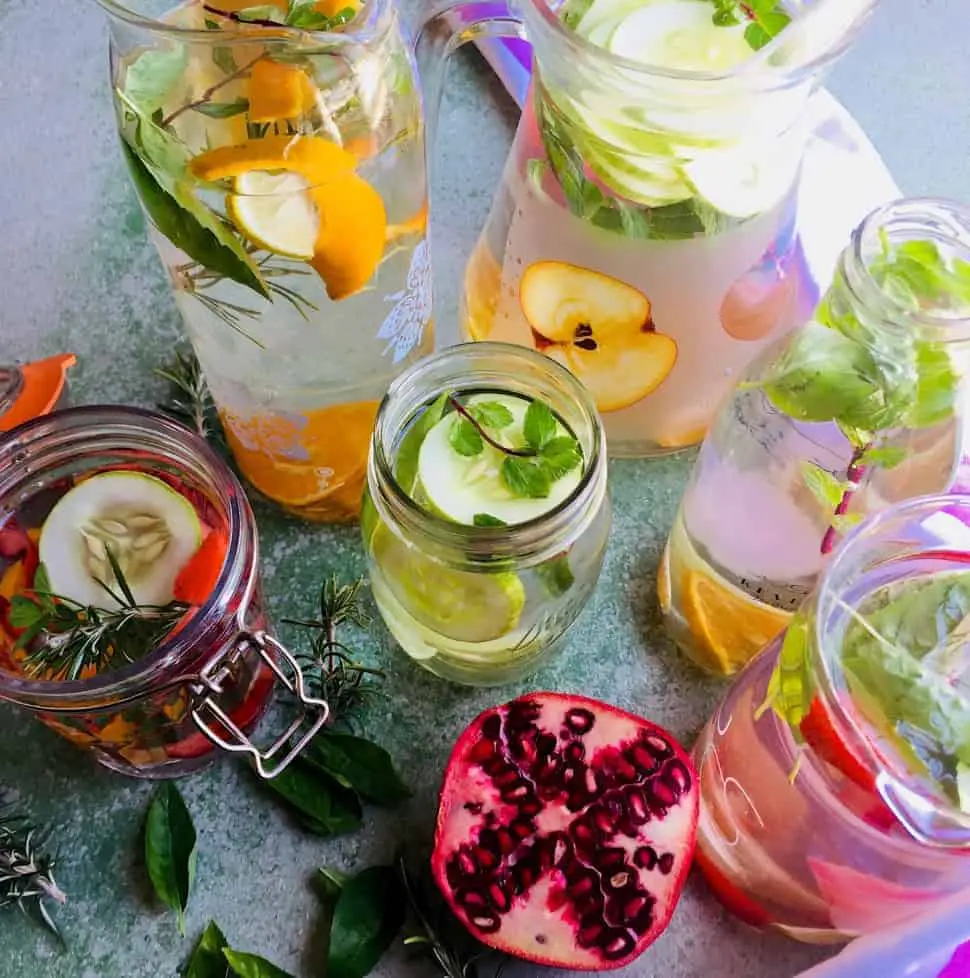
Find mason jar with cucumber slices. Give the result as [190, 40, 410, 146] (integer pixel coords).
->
[461, 0, 879, 455]
[362, 343, 610, 685]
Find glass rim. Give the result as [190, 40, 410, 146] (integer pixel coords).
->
[0, 405, 257, 707]
[844, 197, 970, 340]
[370, 341, 606, 561]
[814, 492, 970, 821]
[94, 0, 388, 46]
[524, 0, 877, 86]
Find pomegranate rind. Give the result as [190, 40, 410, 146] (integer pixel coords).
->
[432, 692, 699, 971]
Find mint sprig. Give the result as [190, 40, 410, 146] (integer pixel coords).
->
[710, 0, 791, 50]
[446, 396, 583, 501]
[203, 0, 356, 30]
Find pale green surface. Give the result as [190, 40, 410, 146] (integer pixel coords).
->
[0, 1, 967, 976]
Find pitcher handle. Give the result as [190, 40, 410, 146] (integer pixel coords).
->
[414, 1, 527, 162]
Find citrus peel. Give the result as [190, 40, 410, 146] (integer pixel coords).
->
[248, 60, 318, 122]
[189, 134, 356, 185]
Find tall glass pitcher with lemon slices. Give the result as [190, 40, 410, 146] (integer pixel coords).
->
[98, 0, 430, 522]
[453, 0, 880, 455]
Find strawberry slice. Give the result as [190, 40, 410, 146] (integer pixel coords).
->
[799, 697, 877, 793]
[694, 847, 772, 928]
[173, 528, 229, 606]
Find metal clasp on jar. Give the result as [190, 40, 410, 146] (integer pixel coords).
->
[188, 630, 330, 780]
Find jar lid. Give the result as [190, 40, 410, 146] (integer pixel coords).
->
[0, 354, 76, 433]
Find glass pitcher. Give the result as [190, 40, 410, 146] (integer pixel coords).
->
[96, 0, 432, 524]
[454, 0, 880, 455]
[660, 198, 970, 677]
[694, 495, 970, 945]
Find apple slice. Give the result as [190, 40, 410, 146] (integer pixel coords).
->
[520, 261, 678, 412]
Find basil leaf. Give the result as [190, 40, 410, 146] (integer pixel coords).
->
[124, 46, 188, 114]
[224, 950, 295, 978]
[304, 733, 411, 807]
[473, 513, 507, 527]
[326, 865, 406, 978]
[8, 597, 43, 629]
[502, 456, 552, 499]
[194, 98, 250, 119]
[120, 141, 269, 300]
[449, 417, 484, 457]
[394, 392, 449, 493]
[145, 783, 197, 934]
[184, 921, 229, 978]
[259, 760, 363, 837]
[523, 400, 557, 451]
[536, 555, 575, 597]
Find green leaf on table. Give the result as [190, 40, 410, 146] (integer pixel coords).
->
[395, 392, 448, 493]
[145, 783, 197, 934]
[316, 867, 350, 903]
[326, 865, 407, 978]
[124, 46, 188, 114]
[224, 949, 295, 978]
[502, 456, 552, 499]
[194, 98, 250, 119]
[799, 461, 843, 512]
[469, 401, 514, 431]
[541, 436, 582, 479]
[120, 140, 270, 300]
[304, 733, 411, 807]
[449, 417, 484, 458]
[473, 513, 507, 527]
[259, 760, 363, 837]
[523, 399, 558, 451]
[184, 921, 229, 978]
[536, 554, 575, 597]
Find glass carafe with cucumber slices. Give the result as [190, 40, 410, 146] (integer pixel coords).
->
[660, 198, 970, 677]
[457, 0, 879, 454]
[362, 343, 610, 686]
[694, 496, 970, 944]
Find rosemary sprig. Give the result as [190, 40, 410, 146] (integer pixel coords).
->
[400, 857, 488, 978]
[155, 349, 227, 450]
[0, 798, 66, 940]
[12, 553, 188, 682]
[283, 576, 384, 722]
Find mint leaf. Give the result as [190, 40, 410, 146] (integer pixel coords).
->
[286, 0, 356, 28]
[537, 555, 575, 596]
[193, 98, 250, 119]
[541, 436, 582, 479]
[908, 341, 958, 428]
[235, 5, 287, 23]
[502, 457, 552, 499]
[469, 401, 514, 431]
[800, 461, 843, 512]
[861, 445, 907, 469]
[124, 47, 187, 114]
[395, 393, 448, 493]
[449, 417, 484, 457]
[473, 513, 507, 527]
[523, 400, 558, 451]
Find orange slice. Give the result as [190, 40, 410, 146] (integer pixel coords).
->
[1, 354, 75, 432]
[309, 174, 387, 300]
[222, 399, 379, 519]
[248, 60, 317, 122]
[681, 570, 790, 675]
[314, 0, 362, 14]
[189, 134, 356, 185]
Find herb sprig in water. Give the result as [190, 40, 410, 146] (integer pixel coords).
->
[11, 553, 188, 682]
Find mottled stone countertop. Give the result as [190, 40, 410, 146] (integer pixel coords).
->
[1, 0, 968, 976]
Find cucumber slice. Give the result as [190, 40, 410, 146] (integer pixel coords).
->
[372, 523, 526, 643]
[584, 144, 693, 206]
[607, 0, 751, 72]
[416, 394, 583, 526]
[39, 471, 204, 609]
[683, 141, 800, 218]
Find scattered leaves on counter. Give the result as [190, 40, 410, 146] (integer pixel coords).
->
[303, 733, 411, 808]
[259, 763, 363, 838]
[183, 920, 229, 978]
[322, 864, 407, 978]
[224, 949, 296, 978]
[145, 783, 197, 934]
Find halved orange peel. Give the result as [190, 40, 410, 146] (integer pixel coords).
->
[248, 60, 318, 123]
[190, 135, 387, 299]
[1, 354, 75, 432]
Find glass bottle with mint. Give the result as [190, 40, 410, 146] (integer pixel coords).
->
[659, 198, 970, 676]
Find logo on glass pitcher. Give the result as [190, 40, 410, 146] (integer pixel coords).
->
[378, 239, 432, 363]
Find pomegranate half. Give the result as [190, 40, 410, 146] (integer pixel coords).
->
[432, 693, 699, 970]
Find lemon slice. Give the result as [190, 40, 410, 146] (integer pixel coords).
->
[227, 170, 319, 259]
[371, 524, 526, 643]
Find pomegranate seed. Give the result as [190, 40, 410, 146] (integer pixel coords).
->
[629, 745, 659, 775]
[481, 713, 502, 739]
[468, 738, 496, 764]
[663, 758, 693, 796]
[601, 929, 636, 960]
[634, 846, 658, 870]
[623, 786, 650, 825]
[470, 912, 501, 934]
[563, 741, 586, 763]
[536, 733, 557, 755]
[565, 708, 595, 734]
[658, 853, 675, 875]
[489, 883, 511, 913]
[643, 734, 673, 761]
[457, 846, 477, 875]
